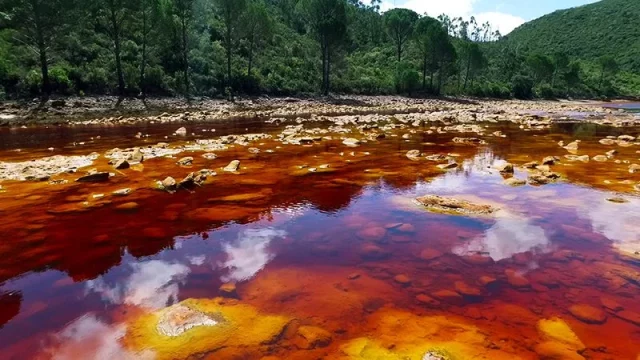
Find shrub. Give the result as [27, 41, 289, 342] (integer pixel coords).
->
[537, 83, 555, 99]
[49, 65, 73, 94]
[20, 70, 42, 95]
[394, 62, 420, 95]
[511, 75, 534, 99]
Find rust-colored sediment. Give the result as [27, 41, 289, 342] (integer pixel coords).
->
[0, 113, 639, 360]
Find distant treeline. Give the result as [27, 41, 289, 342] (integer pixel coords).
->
[0, 0, 638, 100]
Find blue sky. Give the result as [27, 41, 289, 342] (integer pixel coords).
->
[381, 0, 599, 34]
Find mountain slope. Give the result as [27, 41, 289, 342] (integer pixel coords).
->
[504, 0, 640, 72]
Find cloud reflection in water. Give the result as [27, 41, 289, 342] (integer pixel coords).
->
[579, 197, 640, 254]
[48, 314, 154, 360]
[453, 211, 550, 261]
[220, 228, 287, 282]
[86, 260, 190, 310]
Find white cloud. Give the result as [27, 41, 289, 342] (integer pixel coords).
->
[381, 0, 475, 18]
[380, 0, 525, 35]
[473, 12, 525, 35]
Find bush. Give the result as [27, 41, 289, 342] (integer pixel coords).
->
[19, 70, 42, 96]
[49, 65, 73, 94]
[537, 83, 555, 99]
[83, 67, 110, 94]
[144, 66, 171, 95]
[394, 62, 420, 95]
[511, 75, 534, 99]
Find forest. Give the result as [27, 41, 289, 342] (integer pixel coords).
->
[0, 0, 638, 101]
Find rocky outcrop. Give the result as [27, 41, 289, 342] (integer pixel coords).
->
[156, 304, 220, 337]
[0, 154, 98, 181]
[406, 150, 421, 161]
[76, 170, 110, 183]
[415, 195, 498, 216]
[223, 160, 240, 172]
[495, 162, 514, 174]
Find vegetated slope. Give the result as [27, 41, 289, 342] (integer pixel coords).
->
[504, 0, 640, 72]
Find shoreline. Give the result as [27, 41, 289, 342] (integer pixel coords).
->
[0, 95, 637, 127]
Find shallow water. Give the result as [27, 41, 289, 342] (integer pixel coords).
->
[0, 117, 640, 359]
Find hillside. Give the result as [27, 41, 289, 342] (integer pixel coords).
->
[504, 0, 640, 72]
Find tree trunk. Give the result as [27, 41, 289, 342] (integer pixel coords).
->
[321, 36, 328, 95]
[247, 35, 254, 77]
[463, 53, 471, 90]
[110, 7, 125, 97]
[32, 0, 49, 98]
[599, 67, 605, 92]
[422, 55, 427, 90]
[140, 3, 147, 98]
[437, 61, 444, 95]
[226, 21, 232, 89]
[326, 48, 331, 96]
[182, 16, 189, 100]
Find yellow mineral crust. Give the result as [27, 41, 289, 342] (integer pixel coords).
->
[537, 318, 585, 351]
[339, 309, 524, 360]
[535, 318, 586, 360]
[124, 298, 290, 360]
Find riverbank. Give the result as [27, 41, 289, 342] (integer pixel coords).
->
[0, 95, 637, 127]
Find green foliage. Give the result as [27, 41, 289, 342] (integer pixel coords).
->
[394, 62, 419, 94]
[511, 75, 534, 99]
[384, 8, 418, 61]
[0, 0, 637, 99]
[504, 0, 640, 73]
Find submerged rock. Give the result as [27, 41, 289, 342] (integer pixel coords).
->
[219, 283, 238, 298]
[175, 127, 187, 136]
[568, 304, 607, 324]
[504, 177, 526, 186]
[294, 325, 332, 349]
[436, 162, 458, 170]
[538, 318, 585, 350]
[415, 195, 498, 216]
[356, 226, 387, 242]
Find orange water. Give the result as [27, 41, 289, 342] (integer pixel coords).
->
[0, 120, 639, 359]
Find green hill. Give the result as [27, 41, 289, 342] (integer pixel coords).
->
[504, 0, 640, 72]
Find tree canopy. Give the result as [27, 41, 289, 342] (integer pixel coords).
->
[0, 0, 638, 100]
